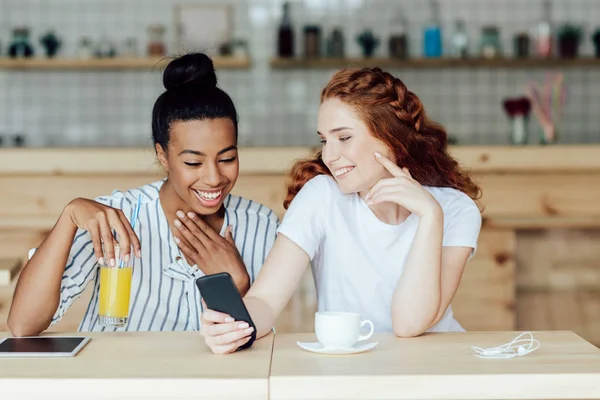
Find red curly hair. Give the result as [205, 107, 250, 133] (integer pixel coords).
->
[283, 67, 482, 210]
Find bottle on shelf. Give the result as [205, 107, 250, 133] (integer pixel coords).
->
[277, 2, 294, 58]
[423, 0, 443, 58]
[534, 0, 553, 58]
[450, 19, 468, 59]
[389, 11, 409, 59]
[327, 28, 345, 58]
[514, 33, 530, 58]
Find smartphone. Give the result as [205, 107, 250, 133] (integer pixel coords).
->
[195, 272, 256, 351]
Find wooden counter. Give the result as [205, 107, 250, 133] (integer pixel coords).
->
[0, 331, 275, 400]
[1, 146, 600, 345]
[1, 331, 599, 400]
[270, 331, 600, 400]
[2, 145, 600, 175]
[2, 145, 600, 229]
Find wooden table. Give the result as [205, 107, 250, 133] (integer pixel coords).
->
[270, 331, 600, 400]
[0, 331, 274, 400]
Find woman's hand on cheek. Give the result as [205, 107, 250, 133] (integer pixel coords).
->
[365, 152, 441, 217]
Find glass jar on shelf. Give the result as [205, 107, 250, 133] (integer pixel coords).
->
[9, 27, 34, 58]
[389, 12, 408, 59]
[147, 24, 166, 57]
[451, 19, 469, 59]
[303, 25, 322, 58]
[96, 36, 117, 58]
[122, 37, 139, 58]
[75, 37, 95, 59]
[480, 26, 502, 58]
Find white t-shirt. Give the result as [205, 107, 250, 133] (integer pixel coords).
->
[277, 175, 482, 333]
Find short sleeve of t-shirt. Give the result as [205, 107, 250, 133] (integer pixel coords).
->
[441, 192, 482, 258]
[276, 175, 329, 260]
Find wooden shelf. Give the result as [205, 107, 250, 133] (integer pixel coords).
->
[0, 56, 251, 71]
[483, 216, 600, 229]
[271, 57, 600, 69]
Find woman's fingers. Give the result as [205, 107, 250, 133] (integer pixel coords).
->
[374, 152, 405, 177]
[369, 185, 404, 205]
[212, 335, 252, 355]
[206, 321, 252, 337]
[201, 308, 234, 324]
[106, 210, 131, 263]
[211, 325, 254, 346]
[224, 225, 235, 245]
[117, 211, 142, 258]
[87, 221, 105, 265]
[199, 307, 254, 355]
[185, 211, 221, 241]
[174, 216, 206, 254]
[97, 214, 116, 265]
[365, 178, 396, 201]
[173, 236, 198, 264]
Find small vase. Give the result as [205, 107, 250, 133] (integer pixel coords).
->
[510, 115, 529, 145]
[539, 127, 558, 145]
[9, 27, 34, 58]
[593, 31, 600, 57]
[558, 37, 579, 58]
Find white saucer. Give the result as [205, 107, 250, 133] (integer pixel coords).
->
[296, 341, 379, 355]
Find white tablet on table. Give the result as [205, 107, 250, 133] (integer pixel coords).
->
[0, 336, 91, 357]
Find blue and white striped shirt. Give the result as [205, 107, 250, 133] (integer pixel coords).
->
[50, 180, 279, 332]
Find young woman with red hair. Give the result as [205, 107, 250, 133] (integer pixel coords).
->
[200, 67, 483, 354]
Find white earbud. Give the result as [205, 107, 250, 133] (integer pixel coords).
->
[471, 332, 540, 359]
[482, 348, 502, 356]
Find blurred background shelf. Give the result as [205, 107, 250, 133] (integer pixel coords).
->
[0, 56, 251, 71]
[270, 57, 600, 69]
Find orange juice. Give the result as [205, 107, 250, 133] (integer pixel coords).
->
[98, 266, 132, 326]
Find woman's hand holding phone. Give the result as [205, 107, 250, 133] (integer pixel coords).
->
[200, 301, 255, 355]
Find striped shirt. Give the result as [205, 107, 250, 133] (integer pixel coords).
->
[50, 180, 279, 332]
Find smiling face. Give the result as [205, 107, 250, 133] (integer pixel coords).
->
[318, 98, 393, 194]
[156, 118, 239, 215]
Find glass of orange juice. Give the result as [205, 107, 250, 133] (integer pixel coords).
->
[98, 245, 133, 327]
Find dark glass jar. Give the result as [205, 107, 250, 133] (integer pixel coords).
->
[514, 33, 530, 58]
[303, 25, 321, 58]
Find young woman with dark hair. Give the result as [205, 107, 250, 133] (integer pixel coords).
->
[8, 53, 278, 337]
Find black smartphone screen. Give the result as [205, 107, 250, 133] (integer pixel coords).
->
[196, 272, 257, 350]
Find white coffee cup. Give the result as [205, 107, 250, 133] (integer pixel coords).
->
[315, 311, 375, 349]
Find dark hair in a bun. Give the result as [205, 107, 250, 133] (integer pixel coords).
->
[152, 53, 238, 151]
[162, 53, 217, 90]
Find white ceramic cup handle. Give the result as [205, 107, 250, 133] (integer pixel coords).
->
[358, 320, 374, 342]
